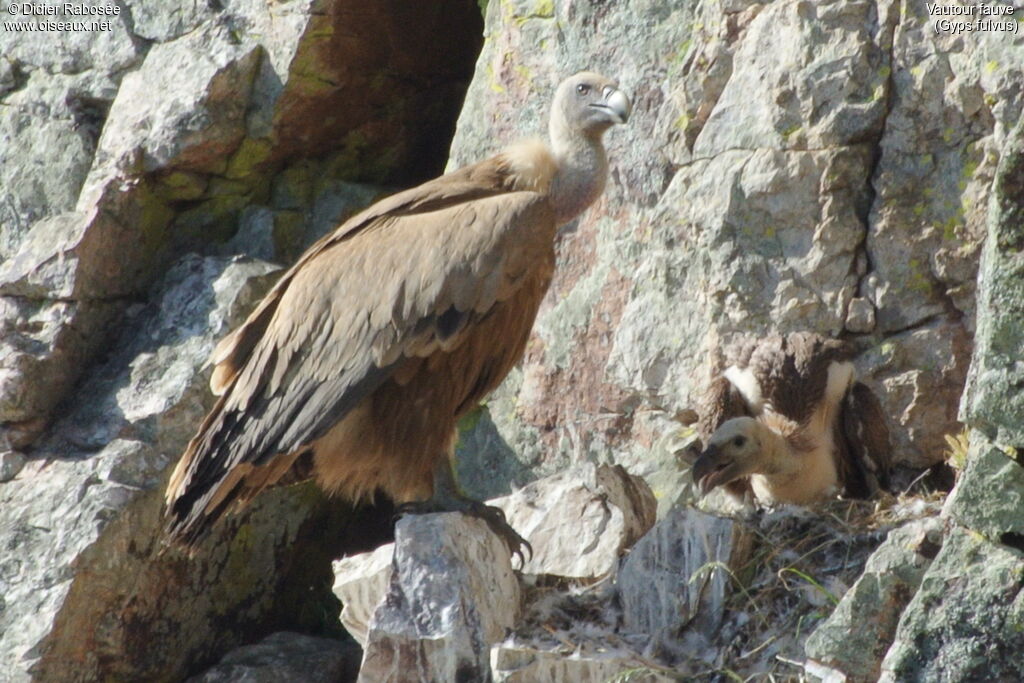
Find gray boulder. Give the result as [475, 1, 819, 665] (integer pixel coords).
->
[359, 514, 522, 683]
[187, 631, 360, 683]
[805, 517, 945, 681]
[879, 527, 1024, 682]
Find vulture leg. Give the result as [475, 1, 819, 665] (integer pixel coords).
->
[397, 457, 532, 566]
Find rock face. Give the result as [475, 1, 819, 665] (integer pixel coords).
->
[960, 111, 1024, 449]
[805, 517, 945, 681]
[491, 464, 657, 578]
[334, 465, 657, 647]
[880, 527, 1024, 681]
[491, 647, 675, 683]
[806, 92, 1024, 683]
[618, 507, 740, 643]
[334, 543, 396, 648]
[875, 101, 1024, 683]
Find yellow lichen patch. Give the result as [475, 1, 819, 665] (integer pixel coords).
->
[457, 404, 485, 435]
[533, 0, 554, 18]
[487, 62, 507, 94]
[668, 38, 693, 70]
[159, 171, 208, 201]
[225, 138, 273, 180]
[514, 64, 532, 88]
[944, 212, 965, 241]
[906, 258, 933, 295]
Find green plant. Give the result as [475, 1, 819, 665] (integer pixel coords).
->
[944, 429, 971, 471]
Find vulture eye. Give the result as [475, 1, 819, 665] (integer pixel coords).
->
[576, 83, 591, 95]
[733, 435, 747, 447]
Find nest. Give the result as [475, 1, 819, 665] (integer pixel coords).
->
[499, 492, 944, 682]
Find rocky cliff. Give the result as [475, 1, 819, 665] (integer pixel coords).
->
[2, 0, 1023, 681]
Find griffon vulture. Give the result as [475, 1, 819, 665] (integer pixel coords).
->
[164, 72, 631, 555]
[692, 331, 890, 505]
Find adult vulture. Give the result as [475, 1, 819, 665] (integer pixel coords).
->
[692, 331, 891, 505]
[165, 72, 631, 555]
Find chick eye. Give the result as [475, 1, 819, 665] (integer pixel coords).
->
[733, 435, 746, 447]
[576, 83, 591, 95]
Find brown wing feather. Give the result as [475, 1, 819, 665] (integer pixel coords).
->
[205, 165, 521, 395]
[165, 158, 556, 543]
[696, 375, 752, 444]
[746, 332, 856, 424]
[837, 381, 892, 498]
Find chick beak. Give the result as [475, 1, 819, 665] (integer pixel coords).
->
[691, 445, 736, 496]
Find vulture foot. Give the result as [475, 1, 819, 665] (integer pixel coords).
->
[398, 460, 532, 567]
[397, 498, 532, 567]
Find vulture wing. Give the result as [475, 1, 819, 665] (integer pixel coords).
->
[165, 167, 555, 541]
[741, 331, 856, 424]
[837, 381, 892, 497]
[696, 374, 753, 443]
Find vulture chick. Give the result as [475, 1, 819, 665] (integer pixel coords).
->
[165, 72, 631, 555]
[692, 332, 890, 505]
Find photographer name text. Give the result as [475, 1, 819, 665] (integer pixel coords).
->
[3, 3, 119, 31]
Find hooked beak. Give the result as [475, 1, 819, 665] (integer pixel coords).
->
[590, 86, 631, 125]
[691, 445, 741, 496]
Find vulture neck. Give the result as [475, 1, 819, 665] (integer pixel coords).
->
[548, 125, 609, 225]
[753, 421, 802, 479]
[750, 416, 838, 505]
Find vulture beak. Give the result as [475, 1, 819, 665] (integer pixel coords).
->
[591, 86, 631, 125]
[691, 444, 742, 496]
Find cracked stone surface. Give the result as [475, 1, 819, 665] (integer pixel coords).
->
[875, 100, 1024, 682]
[358, 514, 522, 683]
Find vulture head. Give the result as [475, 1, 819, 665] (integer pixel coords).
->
[551, 71, 632, 140]
[691, 417, 764, 495]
